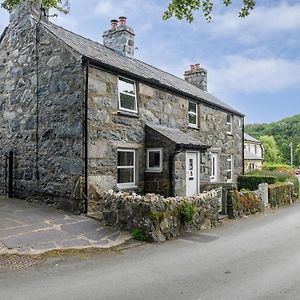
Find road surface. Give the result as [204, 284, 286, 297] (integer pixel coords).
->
[1, 204, 300, 300]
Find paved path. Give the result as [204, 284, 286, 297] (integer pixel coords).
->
[1, 203, 299, 299]
[0, 197, 131, 255]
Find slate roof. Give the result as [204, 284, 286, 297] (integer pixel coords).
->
[41, 20, 244, 116]
[244, 133, 261, 143]
[244, 150, 263, 161]
[146, 123, 209, 150]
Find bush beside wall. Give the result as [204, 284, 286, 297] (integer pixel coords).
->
[237, 175, 276, 191]
[228, 190, 263, 218]
[101, 190, 221, 242]
[268, 183, 293, 208]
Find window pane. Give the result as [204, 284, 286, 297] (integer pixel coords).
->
[118, 151, 134, 166]
[227, 170, 232, 180]
[119, 78, 135, 95]
[118, 168, 134, 184]
[120, 93, 136, 111]
[189, 114, 197, 125]
[189, 102, 197, 113]
[227, 114, 231, 123]
[149, 151, 160, 168]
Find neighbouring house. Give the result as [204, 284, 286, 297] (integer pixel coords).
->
[0, 2, 244, 214]
[244, 133, 264, 172]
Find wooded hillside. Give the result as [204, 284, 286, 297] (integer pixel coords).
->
[245, 114, 300, 166]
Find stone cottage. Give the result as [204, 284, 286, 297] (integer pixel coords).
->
[0, 2, 244, 214]
[244, 133, 264, 172]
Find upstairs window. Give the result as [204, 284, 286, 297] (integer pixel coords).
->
[117, 149, 136, 188]
[226, 114, 233, 134]
[146, 148, 163, 172]
[118, 77, 137, 113]
[188, 101, 198, 128]
[226, 154, 233, 183]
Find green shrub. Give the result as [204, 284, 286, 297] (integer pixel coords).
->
[238, 175, 276, 191]
[178, 202, 197, 223]
[263, 163, 294, 175]
[231, 190, 262, 217]
[268, 183, 293, 208]
[131, 228, 146, 241]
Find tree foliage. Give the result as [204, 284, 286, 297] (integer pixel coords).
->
[259, 135, 280, 163]
[1, 0, 256, 22]
[1, 0, 69, 13]
[246, 114, 300, 166]
[163, 0, 256, 22]
[295, 144, 300, 167]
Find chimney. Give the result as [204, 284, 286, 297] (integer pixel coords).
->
[184, 63, 208, 92]
[103, 16, 135, 58]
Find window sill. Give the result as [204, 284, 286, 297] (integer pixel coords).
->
[188, 125, 200, 130]
[145, 170, 163, 173]
[117, 110, 139, 118]
[226, 132, 233, 136]
[117, 185, 139, 192]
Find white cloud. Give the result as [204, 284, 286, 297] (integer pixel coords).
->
[208, 55, 300, 94]
[206, 2, 300, 40]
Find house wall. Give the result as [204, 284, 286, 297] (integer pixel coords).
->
[87, 67, 243, 207]
[245, 160, 263, 173]
[0, 4, 84, 212]
[245, 141, 263, 158]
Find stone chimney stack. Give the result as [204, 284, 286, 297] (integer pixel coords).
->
[184, 63, 208, 92]
[103, 16, 135, 58]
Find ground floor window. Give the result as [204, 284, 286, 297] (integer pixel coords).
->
[117, 149, 136, 188]
[226, 154, 233, 183]
[146, 148, 162, 172]
[210, 153, 218, 182]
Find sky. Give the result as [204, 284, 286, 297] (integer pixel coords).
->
[0, 0, 300, 124]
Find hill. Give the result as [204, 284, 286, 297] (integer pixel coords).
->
[245, 114, 300, 165]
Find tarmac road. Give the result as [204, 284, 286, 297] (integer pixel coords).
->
[1, 203, 300, 300]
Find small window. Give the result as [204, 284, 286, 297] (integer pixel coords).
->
[226, 114, 233, 134]
[146, 148, 163, 172]
[188, 101, 198, 128]
[118, 77, 137, 113]
[226, 154, 233, 183]
[210, 153, 218, 183]
[117, 149, 136, 188]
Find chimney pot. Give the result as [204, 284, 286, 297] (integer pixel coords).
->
[184, 64, 208, 92]
[119, 16, 127, 26]
[111, 19, 118, 29]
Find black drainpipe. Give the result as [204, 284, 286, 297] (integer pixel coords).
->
[84, 60, 89, 214]
[242, 117, 245, 175]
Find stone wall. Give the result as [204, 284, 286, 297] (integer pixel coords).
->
[0, 3, 84, 212]
[102, 189, 221, 242]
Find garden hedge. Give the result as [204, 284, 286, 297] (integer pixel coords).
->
[237, 175, 276, 191]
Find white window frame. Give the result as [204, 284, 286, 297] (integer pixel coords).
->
[226, 114, 233, 134]
[146, 148, 163, 172]
[117, 149, 136, 189]
[210, 153, 218, 183]
[118, 77, 138, 113]
[226, 154, 233, 183]
[188, 101, 198, 128]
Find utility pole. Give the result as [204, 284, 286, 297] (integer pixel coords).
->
[290, 142, 293, 167]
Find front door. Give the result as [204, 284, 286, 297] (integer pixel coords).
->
[186, 152, 199, 196]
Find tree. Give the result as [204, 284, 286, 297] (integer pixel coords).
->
[1, 0, 69, 13]
[295, 143, 300, 167]
[163, 0, 256, 22]
[259, 135, 280, 163]
[1, 0, 255, 22]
